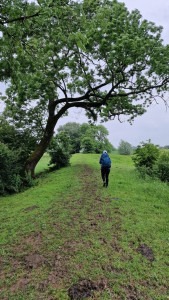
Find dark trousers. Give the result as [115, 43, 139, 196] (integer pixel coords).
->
[101, 166, 110, 186]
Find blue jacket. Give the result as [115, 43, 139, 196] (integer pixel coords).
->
[99, 153, 111, 168]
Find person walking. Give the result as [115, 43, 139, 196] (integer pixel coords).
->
[99, 150, 111, 187]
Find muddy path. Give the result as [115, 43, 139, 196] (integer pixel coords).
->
[0, 164, 154, 300]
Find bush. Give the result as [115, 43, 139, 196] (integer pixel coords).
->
[157, 151, 169, 182]
[132, 141, 160, 176]
[48, 132, 71, 169]
[0, 143, 23, 194]
[0, 142, 34, 195]
[48, 149, 71, 169]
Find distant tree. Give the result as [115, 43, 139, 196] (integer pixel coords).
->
[57, 122, 81, 154]
[89, 124, 114, 153]
[81, 136, 95, 153]
[57, 122, 114, 154]
[80, 123, 114, 153]
[118, 140, 132, 155]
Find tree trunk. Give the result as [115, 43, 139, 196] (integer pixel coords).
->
[25, 117, 56, 178]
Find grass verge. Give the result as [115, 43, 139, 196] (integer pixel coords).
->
[0, 153, 168, 299]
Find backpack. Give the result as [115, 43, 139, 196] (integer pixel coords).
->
[101, 154, 111, 167]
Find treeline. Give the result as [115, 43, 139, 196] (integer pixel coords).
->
[48, 122, 115, 169]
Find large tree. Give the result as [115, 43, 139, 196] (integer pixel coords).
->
[0, 0, 169, 176]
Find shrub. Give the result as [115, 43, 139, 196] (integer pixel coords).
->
[48, 132, 71, 169]
[0, 142, 34, 195]
[132, 141, 160, 176]
[157, 150, 169, 182]
[0, 143, 23, 194]
[48, 148, 71, 169]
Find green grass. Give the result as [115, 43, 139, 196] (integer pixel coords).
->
[0, 153, 168, 299]
[35, 152, 50, 174]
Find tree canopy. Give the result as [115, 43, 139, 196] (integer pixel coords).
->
[57, 122, 82, 153]
[57, 122, 114, 153]
[0, 0, 169, 176]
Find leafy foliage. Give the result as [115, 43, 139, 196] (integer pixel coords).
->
[79, 123, 111, 153]
[132, 141, 160, 176]
[57, 122, 114, 154]
[0, 142, 29, 194]
[118, 140, 133, 155]
[157, 150, 169, 182]
[48, 132, 71, 169]
[57, 122, 82, 154]
[81, 136, 95, 153]
[0, 116, 36, 193]
[0, 116, 37, 163]
[0, 142, 19, 194]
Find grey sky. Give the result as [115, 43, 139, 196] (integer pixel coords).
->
[1, 1, 169, 147]
[57, 0, 169, 147]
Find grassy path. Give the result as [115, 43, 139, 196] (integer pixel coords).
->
[0, 154, 168, 299]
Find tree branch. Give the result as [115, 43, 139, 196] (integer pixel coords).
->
[0, 12, 40, 25]
[117, 77, 169, 97]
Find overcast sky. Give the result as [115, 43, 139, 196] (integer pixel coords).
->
[0, 0, 169, 147]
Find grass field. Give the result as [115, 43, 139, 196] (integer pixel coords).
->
[0, 153, 168, 299]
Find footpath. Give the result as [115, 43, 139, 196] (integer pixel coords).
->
[0, 160, 167, 299]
